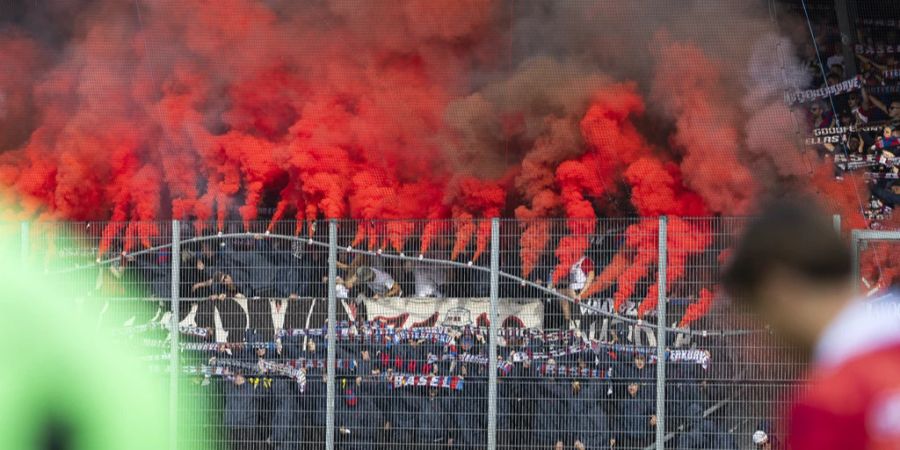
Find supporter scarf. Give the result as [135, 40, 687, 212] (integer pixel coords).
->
[281, 326, 453, 345]
[120, 322, 212, 338]
[281, 324, 607, 345]
[283, 358, 357, 371]
[586, 343, 711, 369]
[856, 18, 900, 28]
[869, 85, 900, 95]
[183, 365, 233, 378]
[529, 364, 612, 379]
[259, 360, 307, 391]
[176, 325, 212, 338]
[855, 43, 900, 54]
[207, 357, 355, 372]
[668, 349, 712, 369]
[865, 172, 900, 180]
[507, 342, 593, 362]
[282, 323, 709, 349]
[784, 76, 862, 105]
[166, 335, 712, 368]
[165, 342, 275, 352]
[390, 374, 464, 391]
[188, 359, 308, 389]
[181, 365, 307, 391]
[431, 352, 491, 365]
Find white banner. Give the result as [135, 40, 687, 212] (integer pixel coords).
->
[364, 297, 543, 329]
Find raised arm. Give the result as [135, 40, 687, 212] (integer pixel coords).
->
[856, 53, 887, 71]
[862, 87, 889, 115]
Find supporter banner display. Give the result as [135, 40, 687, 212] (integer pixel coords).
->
[390, 374, 464, 390]
[805, 126, 885, 146]
[812, 124, 891, 138]
[364, 297, 543, 329]
[805, 135, 843, 146]
[855, 18, 900, 28]
[835, 155, 900, 172]
[866, 172, 900, 180]
[869, 85, 900, 95]
[855, 44, 900, 54]
[784, 76, 861, 105]
[807, 122, 900, 148]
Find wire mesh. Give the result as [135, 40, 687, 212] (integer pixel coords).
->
[23, 217, 823, 449]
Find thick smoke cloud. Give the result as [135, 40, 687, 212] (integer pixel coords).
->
[0, 0, 874, 288]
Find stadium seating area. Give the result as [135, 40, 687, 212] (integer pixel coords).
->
[80, 221, 764, 450]
[798, 9, 900, 225]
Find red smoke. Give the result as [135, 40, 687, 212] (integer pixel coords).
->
[680, 288, 715, 328]
[0, 1, 874, 319]
[519, 220, 549, 279]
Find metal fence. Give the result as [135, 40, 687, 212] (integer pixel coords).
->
[21, 217, 827, 450]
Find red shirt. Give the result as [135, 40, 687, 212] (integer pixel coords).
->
[788, 296, 900, 450]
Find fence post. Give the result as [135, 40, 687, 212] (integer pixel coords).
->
[851, 229, 860, 295]
[170, 220, 180, 450]
[326, 220, 337, 450]
[487, 218, 500, 450]
[20, 221, 28, 266]
[655, 216, 668, 450]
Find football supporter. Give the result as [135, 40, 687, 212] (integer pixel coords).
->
[352, 266, 401, 298]
[560, 254, 595, 330]
[617, 382, 655, 450]
[723, 199, 900, 450]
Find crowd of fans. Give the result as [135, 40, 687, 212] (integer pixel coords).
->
[92, 231, 775, 450]
[799, 12, 900, 226]
[178, 330, 741, 450]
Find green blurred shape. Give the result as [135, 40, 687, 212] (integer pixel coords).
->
[0, 234, 170, 449]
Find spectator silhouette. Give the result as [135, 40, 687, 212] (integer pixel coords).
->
[617, 382, 655, 450]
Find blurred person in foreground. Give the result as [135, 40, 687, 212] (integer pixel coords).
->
[722, 199, 900, 450]
[0, 231, 169, 449]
